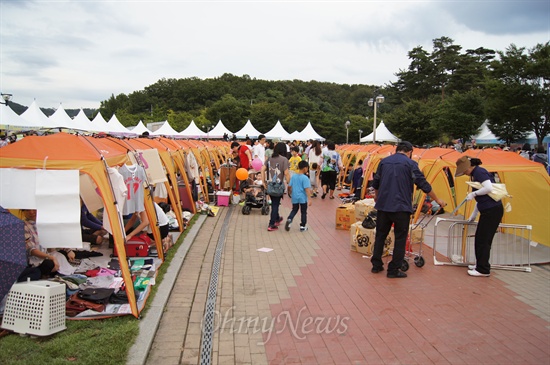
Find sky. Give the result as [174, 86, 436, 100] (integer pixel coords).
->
[0, 0, 549, 110]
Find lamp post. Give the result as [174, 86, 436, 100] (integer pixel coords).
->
[368, 93, 384, 143]
[1, 93, 12, 106]
[345, 120, 350, 144]
[358, 129, 363, 143]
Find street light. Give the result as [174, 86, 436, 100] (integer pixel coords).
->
[345, 120, 351, 144]
[1, 93, 12, 106]
[358, 129, 363, 142]
[368, 93, 385, 143]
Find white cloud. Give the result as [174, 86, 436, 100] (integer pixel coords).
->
[1, 0, 548, 110]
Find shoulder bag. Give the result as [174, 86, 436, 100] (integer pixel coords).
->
[266, 161, 285, 197]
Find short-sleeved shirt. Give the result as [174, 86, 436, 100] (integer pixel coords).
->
[289, 156, 301, 173]
[470, 166, 502, 212]
[265, 155, 289, 186]
[238, 145, 251, 170]
[321, 150, 341, 173]
[372, 153, 432, 213]
[289, 173, 311, 204]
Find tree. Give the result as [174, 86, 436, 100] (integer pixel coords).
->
[434, 89, 485, 143]
[386, 98, 440, 146]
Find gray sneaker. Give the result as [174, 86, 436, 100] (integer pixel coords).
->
[300, 226, 308, 232]
[285, 219, 292, 231]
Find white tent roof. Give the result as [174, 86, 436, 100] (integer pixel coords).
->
[0, 105, 37, 129]
[472, 120, 503, 144]
[287, 130, 303, 141]
[106, 114, 136, 136]
[129, 120, 151, 136]
[208, 120, 233, 139]
[20, 100, 57, 129]
[48, 104, 75, 129]
[265, 120, 291, 140]
[71, 109, 94, 131]
[179, 120, 207, 138]
[234, 120, 262, 139]
[150, 120, 181, 137]
[360, 121, 399, 143]
[299, 122, 325, 141]
[91, 112, 110, 133]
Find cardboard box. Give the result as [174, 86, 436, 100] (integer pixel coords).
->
[336, 203, 355, 230]
[350, 222, 394, 257]
[354, 198, 376, 222]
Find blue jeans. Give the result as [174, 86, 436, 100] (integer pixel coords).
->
[288, 202, 308, 227]
[268, 195, 282, 227]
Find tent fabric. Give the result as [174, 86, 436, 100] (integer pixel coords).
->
[0, 105, 39, 129]
[0, 133, 144, 317]
[473, 121, 504, 144]
[299, 122, 325, 141]
[234, 120, 262, 139]
[265, 120, 291, 140]
[208, 120, 233, 139]
[91, 112, 111, 133]
[106, 114, 136, 136]
[20, 100, 57, 130]
[129, 121, 151, 136]
[151, 120, 181, 137]
[360, 121, 399, 143]
[71, 109, 94, 131]
[179, 120, 207, 139]
[48, 104, 75, 130]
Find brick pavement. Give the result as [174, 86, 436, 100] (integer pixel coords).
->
[145, 196, 550, 365]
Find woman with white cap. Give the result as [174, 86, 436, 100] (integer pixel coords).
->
[455, 156, 504, 277]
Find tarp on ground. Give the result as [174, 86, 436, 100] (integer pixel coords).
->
[360, 121, 399, 143]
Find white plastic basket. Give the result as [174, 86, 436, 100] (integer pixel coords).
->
[1, 280, 66, 336]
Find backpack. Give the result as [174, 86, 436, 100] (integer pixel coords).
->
[266, 161, 285, 197]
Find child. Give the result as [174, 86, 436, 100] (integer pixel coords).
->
[310, 162, 319, 197]
[288, 146, 301, 177]
[350, 159, 364, 196]
[241, 171, 263, 199]
[285, 160, 312, 232]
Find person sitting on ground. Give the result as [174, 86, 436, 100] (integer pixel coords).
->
[81, 200, 107, 245]
[146, 202, 170, 241]
[17, 209, 60, 282]
[125, 209, 149, 242]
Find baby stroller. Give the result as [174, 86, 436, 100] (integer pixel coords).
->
[240, 179, 270, 215]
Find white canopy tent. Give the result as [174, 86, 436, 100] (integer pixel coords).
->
[129, 120, 151, 136]
[178, 120, 206, 139]
[48, 104, 74, 130]
[105, 114, 135, 136]
[234, 120, 262, 139]
[20, 100, 57, 130]
[208, 120, 233, 139]
[70, 109, 94, 132]
[265, 120, 291, 140]
[472, 121, 504, 144]
[360, 121, 399, 143]
[1, 105, 41, 129]
[150, 120, 181, 137]
[287, 130, 303, 141]
[91, 112, 110, 133]
[298, 122, 325, 141]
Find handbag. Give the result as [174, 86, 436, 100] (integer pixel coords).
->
[66, 293, 105, 314]
[465, 181, 511, 201]
[362, 210, 377, 229]
[266, 162, 285, 197]
[77, 288, 115, 304]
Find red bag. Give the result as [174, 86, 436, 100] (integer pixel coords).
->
[113, 233, 153, 257]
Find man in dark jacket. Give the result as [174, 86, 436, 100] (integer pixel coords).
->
[370, 141, 447, 278]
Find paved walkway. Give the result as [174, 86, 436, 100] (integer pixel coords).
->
[140, 196, 550, 365]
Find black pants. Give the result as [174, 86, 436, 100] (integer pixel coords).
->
[474, 204, 504, 274]
[17, 260, 55, 282]
[371, 210, 410, 274]
[288, 202, 308, 227]
[147, 224, 169, 241]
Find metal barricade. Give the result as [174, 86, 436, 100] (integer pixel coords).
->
[433, 218, 532, 272]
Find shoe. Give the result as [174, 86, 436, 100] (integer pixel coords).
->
[371, 267, 384, 273]
[267, 226, 278, 231]
[312, 192, 317, 198]
[468, 269, 490, 277]
[468, 265, 476, 270]
[387, 271, 407, 278]
[285, 219, 292, 231]
[329, 196, 335, 199]
[321, 193, 326, 199]
[300, 226, 308, 232]
[275, 217, 283, 226]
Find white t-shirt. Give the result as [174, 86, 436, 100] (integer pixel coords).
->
[147, 203, 170, 233]
[253, 143, 266, 161]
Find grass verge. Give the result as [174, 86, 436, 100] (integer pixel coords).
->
[0, 214, 199, 365]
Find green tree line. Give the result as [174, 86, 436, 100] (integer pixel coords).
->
[95, 37, 548, 146]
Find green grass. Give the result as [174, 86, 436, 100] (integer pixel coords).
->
[0, 215, 199, 365]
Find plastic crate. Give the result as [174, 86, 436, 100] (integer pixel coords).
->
[1, 280, 66, 336]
